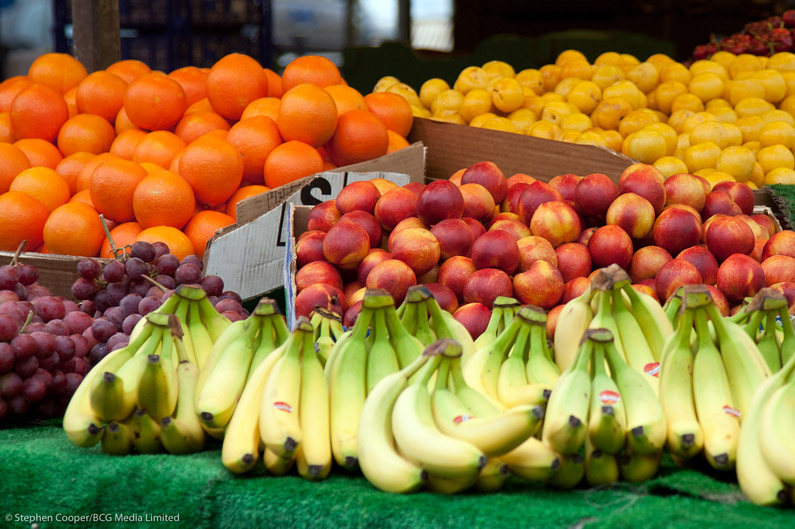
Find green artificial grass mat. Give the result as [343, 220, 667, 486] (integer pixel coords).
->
[1, 425, 792, 529]
[768, 184, 795, 223]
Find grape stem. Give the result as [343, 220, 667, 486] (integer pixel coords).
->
[141, 274, 169, 294]
[18, 309, 34, 334]
[98, 214, 127, 261]
[10, 240, 26, 266]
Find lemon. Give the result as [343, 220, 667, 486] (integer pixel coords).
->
[410, 105, 431, 118]
[748, 162, 766, 187]
[560, 59, 593, 81]
[431, 111, 466, 125]
[554, 77, 583, 98]
[710, 51, 737, 70]
[766, 52, 795, 73]
[779, 94, 795, 116]
[760, 109, 795, 125]
[723, 123, 743, 146]
[522, 92, 545, 115]
[703, 171, 736, 188]
[682, 111, 717, 133]
[419, 78, 450, 109]
[728, 54, 763, 80]
[689, 60, 729, 82]
[644, 122, 678, 155]
[601, 129, 624, 151]
[594, 51, 623, 66]
[764, 166, 795, 184]
[559, 130, 581, 143]
[725, 79, 765, 107]
[743, 140, 761, 155]
[668, 109, 696, 134]
[689, 121, 729, 149]
[706, 97, 732, 110]
[734, 97, 774, 118]
[782, 72, 795, 97]
[539, 64, 563, 92]
[708, 106, 738, 124]
[490, 77, 524, 113]
[752, 69, 787, 103]
[654, 81, 688, 114]
[556, 49, 588, 66]
[619, 108, 659, 137]
[386, 82, 421, 107]
[604, 80, 644, 109]
[541, 100, 575, 125]
[735, 115, 766, 142]
[653, 155, 689, 177]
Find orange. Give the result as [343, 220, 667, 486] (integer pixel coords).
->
[8, 82, 68, 142]
[225, 184, 270, 220]
[324, 84, 367, 116]
[178, 134, 244, 207]
[123, 73, 187, 131]
[206, 53, 269, 120]
[264, 68, 283, 98]
[136, 226, 194, 260]
[106, 59, 151, 84]
[0, 142, 31, 193]
[0, 76, 32, 113]
[63, 87, 78, 117]
[241, 97, 280, 121]
[0, 112, 12, 142]
[69, 188, 94, 207]
[75, 152, 120, 192]
[226, 116, 283, 185]
[114, 107, 138, 135]
[185, 98, 214, 115]
[139, 162, 165, 174]
[110, 128, 148, 159]
[0, 191, 49, 251]
[263, 140, 323, 189]
[174, 110, 231, 144]
[277, 83, 338, 147]
[168, 66, 208, 107]
[56, 114, 115, 156]
[42, 202, 105, 256]
[28, 53, 87, 95]
[326, 108, 389, 166]
[364, 92, 414, 138]
[74, 70, 128, 122]
[132, 170, 196, 229]
[168, 151, 183, 172]
[9, 167, 70, 212]
[183, 210, 235, 257]
[132, 131, 186, 170]
[14, 138, 63, 169]
[55, 151, 95, 195]
[89, 158, 148, 222]
[386, 130, 410, 154]
[281, 55, 342, 92]
[100, 221, 142, 258]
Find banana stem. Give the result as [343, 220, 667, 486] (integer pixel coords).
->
[435, 358, 450, 391]
[780, 308, 795, 365]
[744, 311, 764, 341]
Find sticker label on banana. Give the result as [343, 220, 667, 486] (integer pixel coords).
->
[643, 363, 660, 377]
[723, 405, 741, 417]
[454, 415, 474, 424]
[274, 402, 293, 413]
[599, 390, 620, 405]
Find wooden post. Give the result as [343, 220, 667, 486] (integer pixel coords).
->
[71, 0, 121, 72]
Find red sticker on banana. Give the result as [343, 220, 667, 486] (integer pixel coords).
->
[453, 415, 474, 424]
[723, 405, 741, 417]
[599, 390, 620, 405]
[273, 402, 293, 413]
[644, 362, 661, 377]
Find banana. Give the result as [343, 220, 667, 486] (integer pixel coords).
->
[496, 322, 537, 407]
[222, 336, 290, 474]
[425, 292, 476, 364]
[611, 279, 659, 395]
[89, 372, 128, 423]
[263, 447, 295, 476]
[600, 329, 667, 456]
[187, 299, 214, 369]
[589, 282, 627, 363]
[312, 310, 336, 367]
[367, 309, 400, 392]
[128, 292, 180, 342]
[692, 308, 740, 471]
[499, 436, 560, 482]
[705, 303, 771, 420]
[383, 303, 425, 368]
[663, 289, 683, 327]
[114, 323, 167, 420]
[62, 322, 160, 447]
[546, 453, 585, 489]
[173, 297, 196, 366]
[780, 308, 795, 365]
[136, 336, 179, 423]
[658, 303, 703, 460]
[160, 361, 205, 454]
[474, 458, 510, 492]
[524, 309, 561, 388]
[259, 319, 309, 457]
[248, 317, 275, 378]
[101, 418, 134, 456]
[618, 449, 662, 482]
[196, 317, 260, 429]
[585, 437, 619, 487]
[448, 356, 504, 417]
[194, 318, 249, 401]
[463, 315, 522, 407]
[425, 470, 479, 494]
[392, 340, 487, 479]
[404, 294, 436, 346]
[197, 294, 232, 343]
[131, 408, 162, 454]
[620, 281, 674, 362]
[472, 297, 519, 360]
[297, 327, 331, 481]
[357, 344, 435, 493]
[758, 378, 795, 485]
[757, 311, 782, 373]
[588, 341, 626, 455]
[541, 330, 592, 456]
[323, 327, 352, 380]
[553, 288, 593, 371]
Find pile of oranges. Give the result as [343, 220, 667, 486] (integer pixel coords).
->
[380, 50, 795, 188]
[0, 52, 413, 260]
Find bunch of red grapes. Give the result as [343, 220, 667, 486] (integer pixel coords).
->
[692, 10, 795, 59]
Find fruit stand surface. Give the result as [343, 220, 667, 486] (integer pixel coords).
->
[1, 424, 792, 529]
[770, 185, 795, 224]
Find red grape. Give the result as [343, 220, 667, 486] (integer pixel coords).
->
[71, 278, 98, 300]
[94, 290, 111, 312]
[0, 343, 13, 373]
[215, 298, 243, 315]
[104, 306, 124, 329]
[44, 319, 70, 336]
[54, 335, 75, 362]
[219, 291, 243, 304]
[33, 397, 58, 418]
[105, 282, 127, 306]
[91, 319, 116, 343]
[175, 263, 201, 285]
[79, 299, 95, 315]
[11, 334, 36, 360]
[15, 355, 39, 377]
[108, 334, 129, 352]
[103, 260, 125, 283]
[120, 294, 143, 319]
[145, 287, 165, 300]
[153, 242, 170, 259]
[0, 372, 22, 398]
[0, 290, 19, 304]
[63, 311, 92, 334]
[49, 371, 67, 395]
[122, 314, 142, 335]
[25, 322, 47, 333]
[181, 254, 203, 270]
[89, 343, 108, 365]
[38, 352, 59, 372]
[155, 253, 179, 276]
[16, 264, 38, 286]
[130, 241, 157, 263]
[33, 296, 65, 322]
[0, 303, 25, 325]
[128, 278, 151, 297]
[70, 334, 90, 358]
[154, 274, 176, 290]
[0, 265, 19, 290]
[33, 368, 53, 387]
[77, 258, 102, 280]
[62, 299, 79, 314]
[81, 327, 99, 349]
[13, 283, 26, 300]
[0, 314, 19, 341]
[221, 310, 244, 322]
[22, 376, 46, 403]
[64, 372, 83, 394]
[0, 397, 6, 419]
[137, 296, 162, 316]
[25, 284, 51, 299]
[200, 275, 224, 296]
[7, 395, 29, 414]
[125, 257, 148, 279]
[30, 331, 56, 359]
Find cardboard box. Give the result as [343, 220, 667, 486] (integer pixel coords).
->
[0, 252, 92, 300]
[204, 143, 426, 301]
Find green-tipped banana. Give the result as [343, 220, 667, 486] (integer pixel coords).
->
[496, 322, 546, 408]
[585, 437, 619, 487]
[588, 274, 626, 362]
[546, 453, 585, 489]
[114, 323, 166, 421]
[424, 289, 476, 366]
[136, 350, 178, 423]
[197, 294, 232, 343]
[101, 418, 134, 456]
[449, 356, 504, 417]
[312, 309, 336, 367]
[367, 309, 400, 392]
[259, 319, 309, 457]
[128, 292, 180, 342]
[758, 378, 795, 485]
[383, 303, 425, 368]
[757, 311, 782, 372]
[621, 281, 674, 362]
[663, 288, 683, 327]
[611, 280, 659, 395]
[89, 372, 128, 423]
[472, 297, 520, 364]
[187, 299, 214, 369]
[463, 315, 522, 407]
[553, 288, 593, 371]
[172, 297, 196, 365]
[588, 341, 626, 455]
[195, 318, 249, 400]
[474, 458, 510, 492]
[160, 361, 205, 454]
[780, 308, 795, 365]
[499, 436, 560, 482]
[524, 309, 561, 388]
[618, 449, 662, 482]
[196, 317, 259, 429]
[264, 447, 295, 476]
[297, 327, 332, 481]
[131, 408, 162, 454]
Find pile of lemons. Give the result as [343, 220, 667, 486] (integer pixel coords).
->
[373, 50, 795, 187]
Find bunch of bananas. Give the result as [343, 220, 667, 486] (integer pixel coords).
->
[659, 285, 771, 472]
[471, 296, 521, 355]
[731, 289, 795, 372]
[463, 305, 559, 410]
[542, 327, 667, 488]
[221, 316, 330, 479]
[195, 298, 289, 440]
[398, 285, 476, 363]
[553, 265, 673, 373]
[310, 308, 345, 366]
[359, 338, 548, 494]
